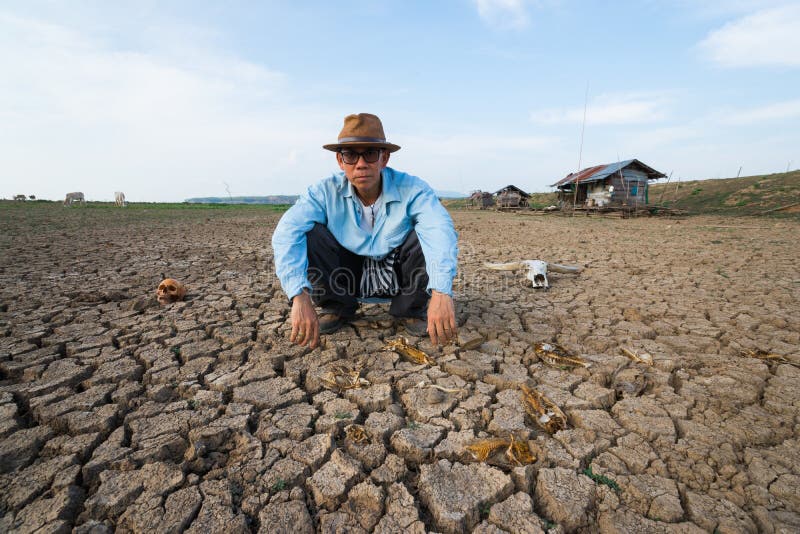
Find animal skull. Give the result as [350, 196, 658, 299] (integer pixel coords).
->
[156, 278, 186, 305]
[523, 260, 549, 288]
[483, 260, 582, 289]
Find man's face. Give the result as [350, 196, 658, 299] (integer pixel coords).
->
[337, 147, 390, 194]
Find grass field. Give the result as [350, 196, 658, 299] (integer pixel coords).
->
[648, 170, 800, 216]
[0, 201, 291, 211]
[0, 200, 292, 234]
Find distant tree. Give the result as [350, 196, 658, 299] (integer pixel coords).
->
[29, 195, 36, 200]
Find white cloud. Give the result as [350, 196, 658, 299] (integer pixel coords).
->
[0, 12, 336, 201]
[698, 4, 800, 67]
[721, 98, 800, 124]
[473, 0, 530, 29]
[670, 0, 790, 18]
[530, 92, 672, 125]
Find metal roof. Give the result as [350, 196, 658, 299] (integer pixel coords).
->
[551, 159, 666, 188]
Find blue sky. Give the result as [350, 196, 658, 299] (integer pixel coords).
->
[1, 0, 798, 202]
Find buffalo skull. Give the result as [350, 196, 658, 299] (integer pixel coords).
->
[483, 260, 582, 289]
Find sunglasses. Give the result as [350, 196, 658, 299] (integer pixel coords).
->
[339, 148, 383, 164]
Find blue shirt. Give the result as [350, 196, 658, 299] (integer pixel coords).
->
[272, 167, 458, 300]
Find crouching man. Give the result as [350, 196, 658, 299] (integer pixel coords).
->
[271, 113, 458, 349]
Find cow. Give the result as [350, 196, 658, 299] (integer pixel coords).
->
[114, 191, 126, 207]
[13, 194, 26, 201]
[64, 192, 85, 206]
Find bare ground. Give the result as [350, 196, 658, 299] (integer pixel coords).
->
[1, 204, 798, 533]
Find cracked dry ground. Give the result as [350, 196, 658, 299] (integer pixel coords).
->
[1, 204, 799, 534]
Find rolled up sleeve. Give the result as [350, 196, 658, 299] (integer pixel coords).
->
[408, 184, 458, 295]
[271, 187, 327, 300]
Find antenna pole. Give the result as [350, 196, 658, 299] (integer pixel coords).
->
[573, 81, 589, 213]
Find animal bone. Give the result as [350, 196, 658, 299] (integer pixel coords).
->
[620, 347, 654, 366]
[534, 342, 590, 368]
[483, 260, 581, 289]
[384, 337, 436, 366]
[411, 381, 464, 394]
[156, 278, 186, 305]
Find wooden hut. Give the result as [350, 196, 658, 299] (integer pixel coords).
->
[466, 190, 494, 209]
[552, 159, 665, 209]
[494, 185, 530, 209]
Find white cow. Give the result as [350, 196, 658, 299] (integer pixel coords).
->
[64, 192, 85, 206]
[115, 191, 126, 207]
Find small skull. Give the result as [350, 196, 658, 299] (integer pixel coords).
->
[156, 278, 186, 305]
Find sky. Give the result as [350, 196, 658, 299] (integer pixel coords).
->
[1, 0, 799, 202]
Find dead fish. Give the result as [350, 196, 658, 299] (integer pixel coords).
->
[534, 342, 590, 368]
[384, 337, 436, 366]
[344, 424, 369, 444]
[519, 384, 567, 434]
[620, 347, 654, 366]
[505, 434, 536, 466]
[465, 435, 536, 466]
[320, 365, 370, 393]
[465, 438, 512, 462]
[741, 349, 793, 365]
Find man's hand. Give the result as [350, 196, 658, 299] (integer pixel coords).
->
[290, 290, 320, 349]
[427, 290, 457, 345]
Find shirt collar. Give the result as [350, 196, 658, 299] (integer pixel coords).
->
[381, 168, 401, 204]
[338, 167, 400, 204]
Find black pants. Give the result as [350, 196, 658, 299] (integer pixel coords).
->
[306, 223, 429, 318]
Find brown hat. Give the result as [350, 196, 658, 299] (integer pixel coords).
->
[323, 113, 401, 153]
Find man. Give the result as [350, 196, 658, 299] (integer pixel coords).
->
[272, 113, 458, 349]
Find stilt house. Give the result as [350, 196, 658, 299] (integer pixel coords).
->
[552, 159, 666, 208]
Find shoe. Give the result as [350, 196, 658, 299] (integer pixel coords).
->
[402, 317, 428, 337]
[319, 313, 348, 334]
